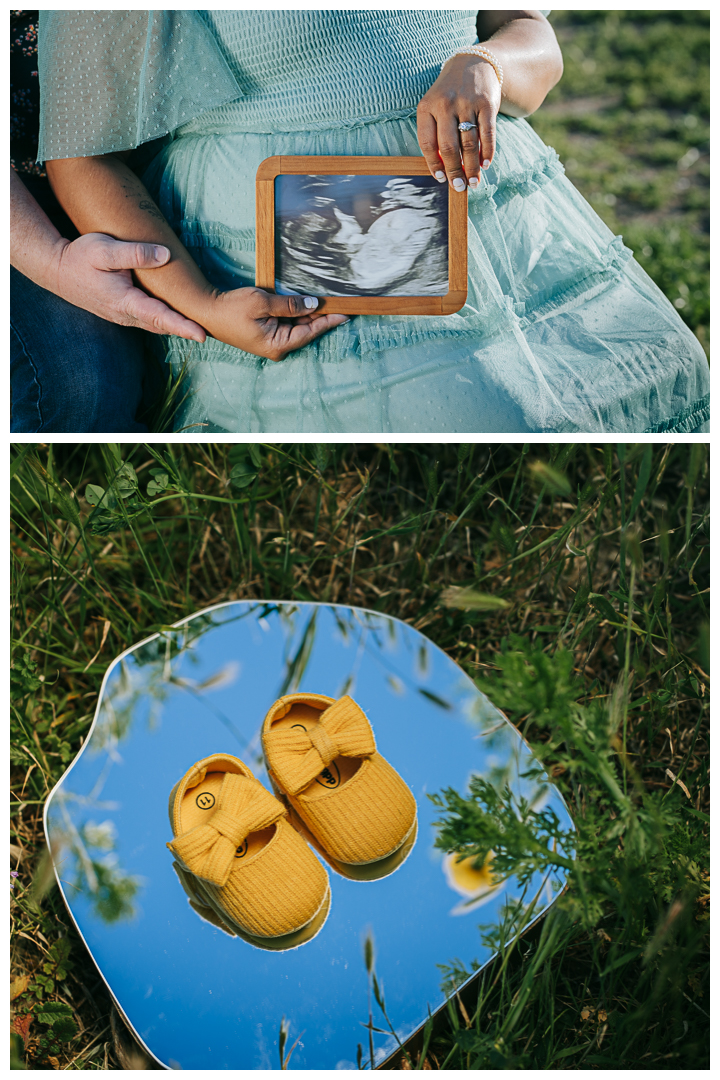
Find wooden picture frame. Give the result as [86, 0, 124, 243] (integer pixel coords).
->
[256, 156, 467, 315]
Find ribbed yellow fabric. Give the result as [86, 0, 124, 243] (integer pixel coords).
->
[291, 754, 417, 865]
[167, 754, 329, 938]
[262, 694, 417, 866]
[169, 772, 284, 887]
[201, 818, 329, 938]
[264, 695, 376, 795]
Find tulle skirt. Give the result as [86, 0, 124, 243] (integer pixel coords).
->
[144, 113, 709, 433]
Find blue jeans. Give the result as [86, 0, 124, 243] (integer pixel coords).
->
[11, 265, 161, 433]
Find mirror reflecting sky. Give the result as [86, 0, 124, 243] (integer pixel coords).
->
[45, 602, 573, 1069]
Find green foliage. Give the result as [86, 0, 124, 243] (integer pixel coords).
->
[434, 640, 686, 919]
[426, 632, 708, 1068]
[11, 1031, 27, 1069]
[146, 468, 170, 496]
[278, 1016, 304, 1070]
[90, 862, 139, 924]
[10, 653, 42, 698]
[11, 442, 708, 1069]
[432, 773, 573, 911]
[12, 972, 78, 1068]
[26, 938, 74, 1001]
[230, 459, 259, 489]
[44, 939, 73, 983]
[35, 1002, 77, 1041]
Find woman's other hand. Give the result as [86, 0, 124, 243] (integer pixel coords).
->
[417, 11, 563, 190]
[51, 233, 207, 341]
[417, 55, 502, 192]
[203, 288, 350, 362]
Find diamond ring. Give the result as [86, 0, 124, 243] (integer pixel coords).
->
[458, 122, 478, 131]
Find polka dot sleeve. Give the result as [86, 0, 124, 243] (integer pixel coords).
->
[37, 9, 242, 162]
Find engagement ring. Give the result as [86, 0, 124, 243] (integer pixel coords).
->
[457, 121, 478, 131]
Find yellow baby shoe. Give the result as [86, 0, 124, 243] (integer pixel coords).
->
[262, 694, 417, 880]
[167, 754, 330, 948]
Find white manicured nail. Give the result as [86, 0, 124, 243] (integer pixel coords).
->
[482, 159, 491, 170]
[435, 170, 447, 182]
[468, 176, 479, 188]
[304, 296, 319, 309]
[452, 177, 466, 191]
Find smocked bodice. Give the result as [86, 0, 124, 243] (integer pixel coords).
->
[178, 10, 478, 134]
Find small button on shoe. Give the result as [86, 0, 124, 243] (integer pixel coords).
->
[262, 694, 417, 881]
[167, 754, 330, 949]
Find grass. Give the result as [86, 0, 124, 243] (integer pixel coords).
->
[10, 442, 709, 1068]
[530, 10, 710, 356]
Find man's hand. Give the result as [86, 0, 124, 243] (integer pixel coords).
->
[14, 167, 349, 357]
[52, 233, 207, 341]
[48, 235, 351, 359]
[203, 287, 350, 361]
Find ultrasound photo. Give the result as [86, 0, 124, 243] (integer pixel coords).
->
[274, 174, 449, 297]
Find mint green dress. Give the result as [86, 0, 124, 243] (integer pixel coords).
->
[38, 10, 709, 433]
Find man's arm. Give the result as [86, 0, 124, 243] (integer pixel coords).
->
[45, 154, 349, 360]
[11, 166, 206, 340]
[46, 155, 218, 324]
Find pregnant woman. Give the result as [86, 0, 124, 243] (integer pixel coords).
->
[39, 10, 709, 433]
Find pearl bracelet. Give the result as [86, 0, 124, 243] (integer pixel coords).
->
[440, 45, 504, 90]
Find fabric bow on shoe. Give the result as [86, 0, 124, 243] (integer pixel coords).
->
[264, 695, 376, 795]
[167, 772, 283, 887]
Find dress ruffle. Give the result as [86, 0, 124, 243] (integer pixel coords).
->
[141, 106, 708, 434]
[644, 395, 710, 434]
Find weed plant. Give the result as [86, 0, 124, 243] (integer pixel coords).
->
[10, 443, 708, 1068]
[529, 11, 710, 355]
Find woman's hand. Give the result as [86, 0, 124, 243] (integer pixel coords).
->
[417, 55, 502, 192]
[417, 13, 564, 190]
[43, 157, 349, 361]
[202, 287, 350, 362]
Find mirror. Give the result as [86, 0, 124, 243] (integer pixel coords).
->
[45, 601, 572, 1069]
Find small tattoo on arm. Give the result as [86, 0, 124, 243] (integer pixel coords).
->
[139, 199, 166, 222]
[119, 179, 166, 221]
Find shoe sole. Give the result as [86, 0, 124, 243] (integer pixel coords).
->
[192, 877, 332, 951]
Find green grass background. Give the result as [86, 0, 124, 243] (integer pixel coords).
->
[11, 443, 709, 1069]
[530, 10, 709, 355]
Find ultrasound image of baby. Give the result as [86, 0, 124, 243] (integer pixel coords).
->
[274, 174, 449, 297]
